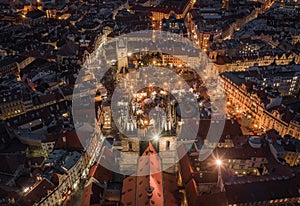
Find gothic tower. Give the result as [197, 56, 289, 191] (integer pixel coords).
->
[116, 37, 129, 71]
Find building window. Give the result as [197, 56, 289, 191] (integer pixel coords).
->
[166, 141, 170, 150]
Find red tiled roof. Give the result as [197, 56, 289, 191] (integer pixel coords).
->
[162, 173, 181, 206]
[224, 178, 299, 204]
[136, 143, 164, 206]
[194, 192, 227, 206]
[17, 179, 55, 206]
[81, 182, 104, 206]
[185, 178, 199, 206]
[121, 176, 137, 206]
[88, 164, 113, 184]
[54, 131, 84, 151]
[121, 143, 180, 206]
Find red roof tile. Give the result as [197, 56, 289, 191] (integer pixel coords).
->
[81, 182, 104, 206]
[88, 164, 113, 184]
[224, 178, 299, 204]
[185, 178, 199, 206]
[194, 192, 227, 206]
[17, 178, 55, 206]
[121, 143, 180, 206]
[136, 143, 164, 206]
[54, 131, 84, 151]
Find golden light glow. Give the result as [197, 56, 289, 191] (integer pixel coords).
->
[23, 187, 30, 193]
[216, 159, 222, 166]
[153, 135, 159, 141]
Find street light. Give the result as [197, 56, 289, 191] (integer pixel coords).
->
[23, 187, 30, 193]
[216, 159, 222, 166]
[153, 134, 159, 141]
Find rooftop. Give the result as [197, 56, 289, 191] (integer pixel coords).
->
[121, 143, 180, 206]
[17, 178, 55, 206]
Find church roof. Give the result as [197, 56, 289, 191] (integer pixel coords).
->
[136, 143, 164, 206]
[121, 143, 180, 206]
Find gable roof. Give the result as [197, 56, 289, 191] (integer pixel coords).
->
[121, 143, 180, 206]
[81, 182, 105, 206]
[54, 131, 84, 151]
[17, 178, 55, 206]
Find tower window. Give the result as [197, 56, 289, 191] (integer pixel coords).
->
[129, 142, 133, 151]
[166, 141, 170, 150]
